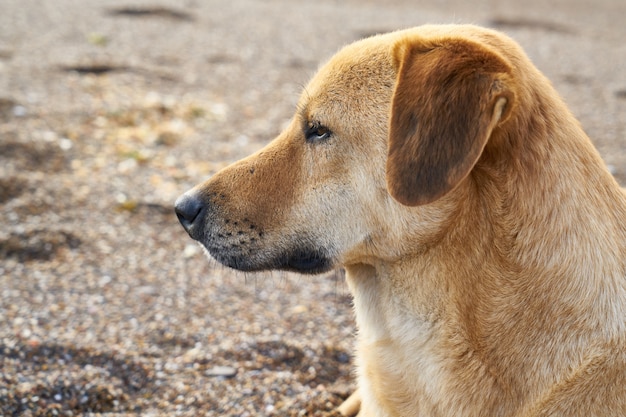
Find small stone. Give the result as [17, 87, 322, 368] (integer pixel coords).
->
[292, 305, 308, 314]
[59, 138, 73, 151]
[12, 105, 27, 117]
[87, 32, 109, 46]
[99, 275, 112, 287]
[183, 244, 200, 258]
[206, 366, 237, 378]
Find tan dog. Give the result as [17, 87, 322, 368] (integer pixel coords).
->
[175, 25, 626, 416]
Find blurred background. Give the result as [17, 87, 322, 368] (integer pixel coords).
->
[1, 0, 625, 416]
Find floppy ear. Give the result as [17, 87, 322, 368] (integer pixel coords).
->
[386, 37, 514, 206]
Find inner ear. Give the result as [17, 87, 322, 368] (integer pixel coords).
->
[386, 38, 514, 206]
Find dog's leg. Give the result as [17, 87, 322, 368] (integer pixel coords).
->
[337, 389, 361, 416]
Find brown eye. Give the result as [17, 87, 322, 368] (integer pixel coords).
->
[305, 122, 332, 142]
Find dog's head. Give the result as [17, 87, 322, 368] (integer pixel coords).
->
[175, 25, 516, 274]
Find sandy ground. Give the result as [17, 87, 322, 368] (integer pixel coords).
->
[1, 0, 625, 416]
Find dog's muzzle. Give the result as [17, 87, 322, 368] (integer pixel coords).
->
[174, 190, 334, 274]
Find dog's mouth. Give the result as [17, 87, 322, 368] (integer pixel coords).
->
[200, 241, 334, 275]
[273, 248, 334, 274]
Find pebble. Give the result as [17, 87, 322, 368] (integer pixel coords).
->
[206, 366, 238, 378]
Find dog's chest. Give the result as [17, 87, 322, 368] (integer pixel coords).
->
[347, 268, 450, 415]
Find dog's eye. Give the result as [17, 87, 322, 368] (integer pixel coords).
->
[305, 122, 331, 142]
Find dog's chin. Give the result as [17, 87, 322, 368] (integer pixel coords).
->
[277, 250, 335, 274]
[199, 244, 335, 275]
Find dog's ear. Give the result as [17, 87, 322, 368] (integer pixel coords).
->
[387, 37, 514, 206]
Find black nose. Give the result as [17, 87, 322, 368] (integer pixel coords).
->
[174, 193, 205, 238]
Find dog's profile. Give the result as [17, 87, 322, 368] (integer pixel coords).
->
[175, 25, 626, 416]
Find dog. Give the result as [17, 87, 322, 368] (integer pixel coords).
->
[175, 24, 626, 416]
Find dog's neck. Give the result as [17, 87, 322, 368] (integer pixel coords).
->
[345, 104, 626, 406]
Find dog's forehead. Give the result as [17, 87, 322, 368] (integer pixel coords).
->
[299, 38, 397, 119]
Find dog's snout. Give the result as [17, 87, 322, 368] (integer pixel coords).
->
[174, 193, 205, 238]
